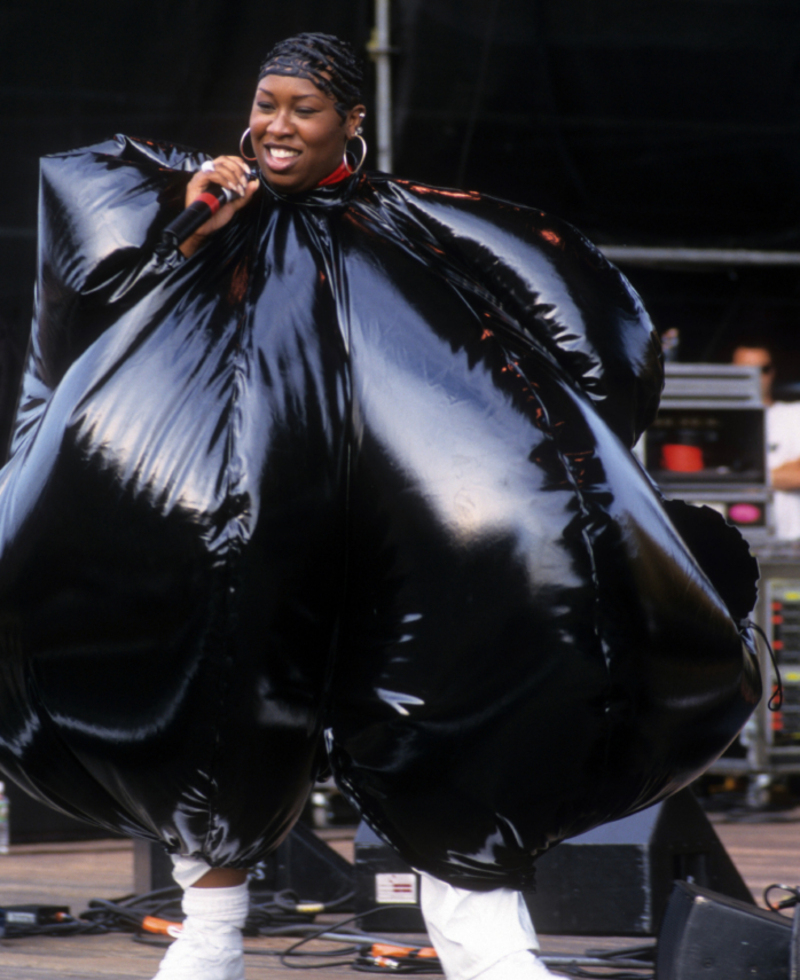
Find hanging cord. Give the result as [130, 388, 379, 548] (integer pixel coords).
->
[742, 619, 783, 711]
[765, 882, 800, 913]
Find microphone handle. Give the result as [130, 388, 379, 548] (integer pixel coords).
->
[159, 186, 236, 251]
[159, 168, 258, 251]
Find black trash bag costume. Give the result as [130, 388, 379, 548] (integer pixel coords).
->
[0, 135, 760, 887]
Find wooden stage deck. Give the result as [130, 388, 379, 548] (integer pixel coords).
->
[0, 812, 798, 979]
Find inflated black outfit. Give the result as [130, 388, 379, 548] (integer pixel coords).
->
[0, 136, 760, 888]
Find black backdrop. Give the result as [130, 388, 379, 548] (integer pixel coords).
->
[395, 0, 800, 251]
[2, 0, 800, 414]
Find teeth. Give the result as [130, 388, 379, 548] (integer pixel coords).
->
[270, 147, 299, 159]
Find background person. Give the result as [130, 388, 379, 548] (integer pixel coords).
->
[733, 344, 800, 539]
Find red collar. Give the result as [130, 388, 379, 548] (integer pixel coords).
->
[316, 161, 353, 187]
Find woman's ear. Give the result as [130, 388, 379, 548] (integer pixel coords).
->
[346, 104, 367, 140]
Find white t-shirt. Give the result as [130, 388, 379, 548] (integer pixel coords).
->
[767, 401, 800, 540]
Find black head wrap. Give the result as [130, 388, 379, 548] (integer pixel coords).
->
[258, 33, 363, 121]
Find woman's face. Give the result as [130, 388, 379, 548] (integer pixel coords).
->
[249, 74, 364, 193]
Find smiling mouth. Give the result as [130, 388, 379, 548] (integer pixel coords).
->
[265, 145, 302, 169]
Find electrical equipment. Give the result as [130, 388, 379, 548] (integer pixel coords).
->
[353, 789, 752, 935]
[641, 364, 770, 540]
[765, 579, 800, 748]
[641, 364, 800, 786]
[0, 905, 71, 937]
[710, 561, 800, 784]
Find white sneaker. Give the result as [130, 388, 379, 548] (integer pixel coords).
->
[473, 949, 561, 978]
[151, 882, 249, 980]
[151, 918, 245, 980]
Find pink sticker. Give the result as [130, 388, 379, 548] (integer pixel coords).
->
[728, 503, 762, 525]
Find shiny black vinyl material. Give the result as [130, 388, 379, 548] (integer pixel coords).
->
[0, 135, 759, 885]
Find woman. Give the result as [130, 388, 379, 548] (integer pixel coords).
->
[0, 33, 759, 980]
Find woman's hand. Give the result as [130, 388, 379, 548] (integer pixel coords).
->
[179, 156, 260, 258]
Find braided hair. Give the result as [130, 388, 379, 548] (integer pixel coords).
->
[258, 33, 363, 120]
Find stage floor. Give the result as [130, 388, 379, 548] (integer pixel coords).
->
[0, 812, 797, 979]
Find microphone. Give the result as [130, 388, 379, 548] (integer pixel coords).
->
[159, 168, 258, 252]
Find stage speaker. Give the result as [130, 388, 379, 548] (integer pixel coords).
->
[133, 838, 174, 894]
[133, 821, 354, 905]
[791, 901, 800, 980]
[354, 789, 752, 934]
[354, 821, 425, 932]
[525, 787, 753, 935]
[657, 881, 792, 979]
[255, 821, 354, 905]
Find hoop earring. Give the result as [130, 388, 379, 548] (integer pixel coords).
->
[239, 127, 257, 162]
[343, 134, 368, 175]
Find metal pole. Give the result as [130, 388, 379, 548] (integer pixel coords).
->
[598, 245, 800, 268]
[368, 0, 393, 173]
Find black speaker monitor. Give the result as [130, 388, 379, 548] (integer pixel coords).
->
[525, 787, 753, 936]
[134, 821, 355, 904]
[657, 881, 792, 980]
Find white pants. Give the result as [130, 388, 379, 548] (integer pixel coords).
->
[419, 872, 554, 979]
[171, 856, 554, 978]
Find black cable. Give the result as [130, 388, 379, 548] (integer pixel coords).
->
[1, 915, 103, 938]
[540, 943, 656, 979]
[557, 966, 655, 980]
[133, 894, 431, 973]
[353, 963, 442, 975]
[743, 619, 783, 710]
[0, 880, 657, 980]
[277, 905, 438, 971]
[0, 883, 322, 940]
[764, 882, 800, 912]
[132, 933, 178, 950]
[587, 944, 656, 961]
[2, 887, 660, 980]
[78, 884, 184, 935]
